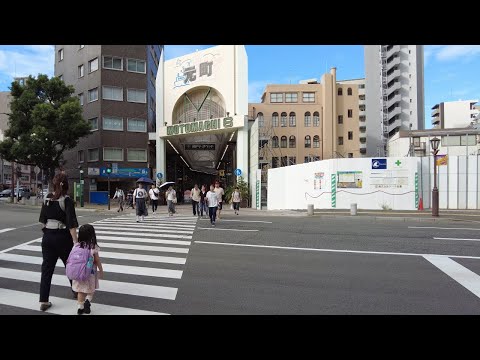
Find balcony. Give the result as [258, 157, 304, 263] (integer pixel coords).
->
[386, 55, 400, 68]
[359, 115, 366, 122]
[360, 143, 367, 149]
[432, 116, 440, 126]
[386, 94, 401, 108]
[431, 108, 440, 117]
[359, 126, 366, 133]
[387, 106, 401, 120]
[386, 45, 400, 59]
[387, 69, 401, 83]
[384, 81, 401, 96]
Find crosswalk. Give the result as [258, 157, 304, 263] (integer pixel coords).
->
[0, 213, 199, 315]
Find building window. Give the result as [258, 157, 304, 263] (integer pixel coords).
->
[257, 112, 264, 127]
[304, 156, 309, 163]
[272, 157, 279, 168]
[88, 148, 99, 162]
[348, 153, 353, 158]
[304, 112, 311, 127]
[270, 93, 283, 103]
[281, 156, 288, 167]
[89, 117, 98, 131]
[347, 88, 353, 96]
[338, 136, 344, 145]
[338, 88, 343, 96]
[102, 86, 123, 101]
[78, 93, 84, 106]
[79, 45, 85, 50]
[313, 112, 320, 127]
[127, 118, 147, 132]
[127, 89, 147, 103]
[285, 93, 298, 103]
[359, 105, 366, 111]
[78, 150, 84, 163]
[127, 149, 147, 162]
[103, 56, 123, 71]
[103, 116, 123, 131]
[88, 88, 98, 102]
[289, 135, 296, 148]
[289, 112, 296, 127]
[281, 112, 287, 127]
[127, 59, 146, 73]
[410, 99, 412, 103]
[338, 115, 343, 124]
[281, 136, 287, 148]
[359, 84, 365, 89]
[348, 109, 353, 118]
[272, 112, 279, 127]
[88, 57, 99, 73]
[58, 48, 64, 61]
[313, 135, 320, 148]
[78, 64, 84, 78]
[359, 95, 365, 100]
[348, 131, 353, 140]
[303, 92, 315, 102]
[289, 156, 296, 166]
[305, 135, 311, 148]
[272, 136, 279, 148]
[103, 147, 123, 161]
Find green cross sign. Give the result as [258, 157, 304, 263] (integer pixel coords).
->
[395, 160, 402, 166]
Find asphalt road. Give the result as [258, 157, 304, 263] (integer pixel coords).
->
[1, 202, 480, 314]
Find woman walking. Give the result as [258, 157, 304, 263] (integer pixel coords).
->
[166, 186, 177, 216]
[132, 182, 148, 223]
[231, 186, 242, 215]
[199, 184, 208, 218]
[38, 173, 79, 312]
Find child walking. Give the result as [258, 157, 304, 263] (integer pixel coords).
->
[72, 224, 103, 315]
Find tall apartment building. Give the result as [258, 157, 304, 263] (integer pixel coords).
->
[431, 99, 479, 129]
[54, 45, 163, 199]
[364, 45, 425, 157]
[249, 68, 366, 172]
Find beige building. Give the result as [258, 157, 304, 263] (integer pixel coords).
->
[249, 68, 366, 171]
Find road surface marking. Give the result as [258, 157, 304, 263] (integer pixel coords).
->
[423, 255, 480, 299]
[96, 220, 196, 229]
[96, 235, 191, 246]
[0, 237, 42, 254]
[409, 226, 480, 231]
[0, 253, 183, 279]
[0, 289, 167, 315]
[16, 245, 186, 265]
[0, 267, 178, 300]
[93, 226, 194, 234]
[197, 227, 259, 232]
[194, 241, 480, 260]
[0, 228, 15, 234]
[94, 229, 193, 237]
[434, 237, 480, 242]
[200, 219, 273, 224]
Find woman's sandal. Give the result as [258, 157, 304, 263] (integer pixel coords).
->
[40, 302, 52, 312]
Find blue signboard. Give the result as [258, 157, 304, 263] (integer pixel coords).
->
[371, 159, 387, 170]
[99, 167, 149, 178]
[157, 172, 163, 180]
[234, 168, 242, 176]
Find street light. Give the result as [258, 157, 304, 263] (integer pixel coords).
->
[430, 137, 440, 217]
[79, 168, 84, 208]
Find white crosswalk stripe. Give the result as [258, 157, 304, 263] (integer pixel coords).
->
[0, 214, 198, 315]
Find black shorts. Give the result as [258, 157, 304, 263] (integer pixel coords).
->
[233, 202, 240, 210]
[218, 202, 223, 210]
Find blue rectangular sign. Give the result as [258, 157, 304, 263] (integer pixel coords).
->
[99, 167, 149, 178]
[371, 159, 387, 170]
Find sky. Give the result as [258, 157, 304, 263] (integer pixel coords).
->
[0, 45, 479, 129]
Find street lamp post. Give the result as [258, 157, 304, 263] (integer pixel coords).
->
[79, 169, 84, 207]
[430, 137, 440, 217]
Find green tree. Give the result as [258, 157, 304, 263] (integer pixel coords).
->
[0, 75, 91, 185]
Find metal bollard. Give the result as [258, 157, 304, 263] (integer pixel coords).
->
[350, 203, 357, 216]
[307, 204, 314, 216]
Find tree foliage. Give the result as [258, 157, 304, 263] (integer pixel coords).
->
[0, 74, 91, 180]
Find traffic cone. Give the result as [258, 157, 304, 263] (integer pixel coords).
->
[418, 197, 424, 211]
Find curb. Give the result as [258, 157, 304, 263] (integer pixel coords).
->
[312, 214, 475, 223]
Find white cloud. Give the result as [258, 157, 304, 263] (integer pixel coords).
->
[0, 45, 54, 81]
[425, 45, 480, 63]
[165, 45, 213, 60]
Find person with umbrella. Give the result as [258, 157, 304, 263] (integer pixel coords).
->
[132, 180, 149, 222]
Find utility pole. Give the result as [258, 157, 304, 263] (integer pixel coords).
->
[106, 163, 112, 210]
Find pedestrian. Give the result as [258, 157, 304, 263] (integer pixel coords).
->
[149, 184, 160, 213]
[112, 187, 125, 212]
[214, 181, 225, 220]
[231, 186, 242, 215]
[191, 184, 201, 217]
[38, 173, 79, 312]
[166, 186, 177, 216]
[132, 183, 148, 223]
[206, 184, 218, 226]
[199, 184, 208, 218]
[71, 224, 103, 315]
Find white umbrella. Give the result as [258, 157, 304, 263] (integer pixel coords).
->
[159, 182, 175, 189]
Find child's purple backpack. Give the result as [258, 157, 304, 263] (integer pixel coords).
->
[66, 243, 93, 281]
